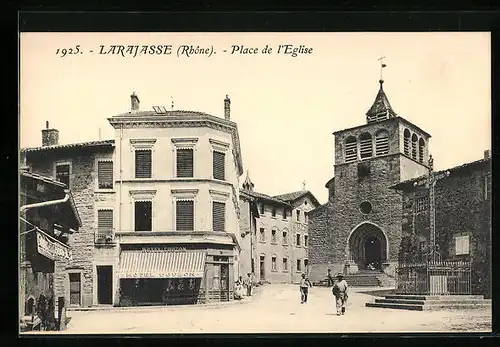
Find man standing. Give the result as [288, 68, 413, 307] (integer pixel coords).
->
[299, 273, 313, 304]
[327, 269, 334, 287]
[332, 273, 348, 315]
[244, 273, 253, 297]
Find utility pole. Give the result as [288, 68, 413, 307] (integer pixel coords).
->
[413, 155, 450, 262]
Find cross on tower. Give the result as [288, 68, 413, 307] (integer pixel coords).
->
[378, 56, 387, 81]
[302, 181, 306, 191]
[171, 96, 174, 110]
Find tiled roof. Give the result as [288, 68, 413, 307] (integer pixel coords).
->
[366, 80, 397, 118]
[274, 190, 320, 207]
[21, 139, 115, 153]
[391, 157, 491, 190]
[240, 189, 292, 207]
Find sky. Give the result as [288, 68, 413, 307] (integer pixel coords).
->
[20, 32, 491, 204]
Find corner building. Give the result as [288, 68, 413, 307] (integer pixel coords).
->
[309, 79, 431, 281]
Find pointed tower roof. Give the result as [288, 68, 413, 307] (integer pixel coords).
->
[242, 171, 254, 191]
[366, 79, 397, 123]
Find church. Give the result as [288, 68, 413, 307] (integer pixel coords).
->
[308, 75, 432, 281]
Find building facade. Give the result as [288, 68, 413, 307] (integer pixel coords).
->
[308, 79, 432, 281]
[20, 169, 81, 331]
[391, 152, 492, 298]
[239, 173, 320, 284]
[21, 93, 245, 306]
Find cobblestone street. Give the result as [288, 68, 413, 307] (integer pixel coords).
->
[49, 284, 492, 334]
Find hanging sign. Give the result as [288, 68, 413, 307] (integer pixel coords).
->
[36, 230, 72, 261]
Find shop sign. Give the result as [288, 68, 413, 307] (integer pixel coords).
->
[118, 271, 202, 279]
[141, 247, 187, 252]
[36, 230, 72, 261]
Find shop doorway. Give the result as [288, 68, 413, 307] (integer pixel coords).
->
[97, 266, 113, 305]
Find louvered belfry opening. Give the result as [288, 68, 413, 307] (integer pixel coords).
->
[418, 138, 425, 163]
[176, 200, 194, 231]
[345, 136, 357, 163]
[98, 161, 113, 189]
[212, 201, 225, 232]
[411, 134, 418, 160]
[213, 151, 225, 180]
[97, 209, 113, 240]
[403, 129, 411, 156]
[135, 150, 152, 178]
[375, 130, 389, 156]
[176, 148, 194, 178]
[135, 201, 152, 231]
[359, 133, 373, 159]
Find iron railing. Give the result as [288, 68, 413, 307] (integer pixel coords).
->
[396, 260, 471, 295]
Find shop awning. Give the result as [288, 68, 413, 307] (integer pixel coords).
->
[118, 250, 206, 279]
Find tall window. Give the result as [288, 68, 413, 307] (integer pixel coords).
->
[414, 196, 429, 213]
[359, 132, 373, 159]
[271, 230, 277, 244]
[304, 235, 308, 247]
[213, 151, 226, 180]
[296, 234, 301, 246]
[304, 259, 309, 269]
[283, 231, 288, 245]
[135, 150, 152, 178]
[97, 161, 113, 189]
[411, 134, 418, 160]
[134, 201, 152, 231]
[97, 209, 113, 240]
[176, 200, 194, 231]
[259, 228, 265, 242]
[271, 207, 276, 218]
[418, 138, 425, 163]
[375, 130, 389, 156]
[403, 129, 411, 156]
[296, 210, 301, 222]
[283, 208, 288, 219]
[345, 136, 357, 163]
[455, 235, 470, 255]
[296, 259, 301, 272]
[176, 148, 194, 178]
[212, 201, 226, 232]
[55, 163, 70, 187]
[282, 258, 288, 271]
[271, 256, 277, 271]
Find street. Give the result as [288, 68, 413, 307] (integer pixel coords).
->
[51, 284, 491, 334]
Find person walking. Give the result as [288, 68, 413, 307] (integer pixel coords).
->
[299, 273, 313, 304]
[332, 273, 348, 315]
[244, 273, 253, 297]
[327, 269, 334, 287]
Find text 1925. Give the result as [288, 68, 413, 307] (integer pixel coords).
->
[56, 45, 81, 57]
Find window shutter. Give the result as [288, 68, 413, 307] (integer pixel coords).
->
[455, 236, 463, 255]
[212, 201, 226, 232]
[463, 236, 470, 255]
[97, 161, 113, 189]
[176, 148, 194, 178]
[135, 150, 152, 178]
[176, 200, 194, 231]
[97, 210, 113, 236]
[213, 151, 225, 180]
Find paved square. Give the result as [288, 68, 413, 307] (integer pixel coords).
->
[53, 284, 492, 334]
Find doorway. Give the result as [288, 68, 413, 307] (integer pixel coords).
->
[259, 255, 265, 281]
[69, 273, 81, 306]
[97, 266, 113, 305]
[364, 236, 382, 269]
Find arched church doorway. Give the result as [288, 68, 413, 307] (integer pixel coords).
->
[348, 223, 387, 270]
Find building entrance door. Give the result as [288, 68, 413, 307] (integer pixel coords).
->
[97, 266, 113, 305]
[220, 264, 229, 301]
[259, 256, 265, 281]
[364, 236, 382, 269]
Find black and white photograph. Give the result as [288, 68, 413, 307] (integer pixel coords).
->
[19, 30, 492, 334]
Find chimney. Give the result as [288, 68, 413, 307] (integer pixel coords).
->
[131, 92, 140, 112]
[484, 149, 491, 159]
[41, 121, 59, 147]
[224, 95, 231, 120]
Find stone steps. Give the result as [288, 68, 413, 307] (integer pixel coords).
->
[366, 294, 492, 311]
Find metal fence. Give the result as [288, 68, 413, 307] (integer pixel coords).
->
[396, 260, 471, 295]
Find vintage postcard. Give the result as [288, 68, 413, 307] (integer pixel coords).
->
[19, 31, 491, 334]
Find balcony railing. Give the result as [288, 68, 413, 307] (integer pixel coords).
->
[95, 230, 115, 245]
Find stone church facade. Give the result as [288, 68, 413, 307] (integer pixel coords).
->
[308, 79, 432, 281]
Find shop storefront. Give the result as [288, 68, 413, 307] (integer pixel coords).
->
[117, 244, 236, 306]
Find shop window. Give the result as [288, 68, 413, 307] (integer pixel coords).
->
[176, 148, 194, 178]
[55, 163, 70, 187]
[213, 151, 226, 181]
[176, 200, 194, 231]
[212, 201, 226, 232]
[135, 201, 152, 231]
[455, 235, 470, 256]
[135, 150, 152, 178]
